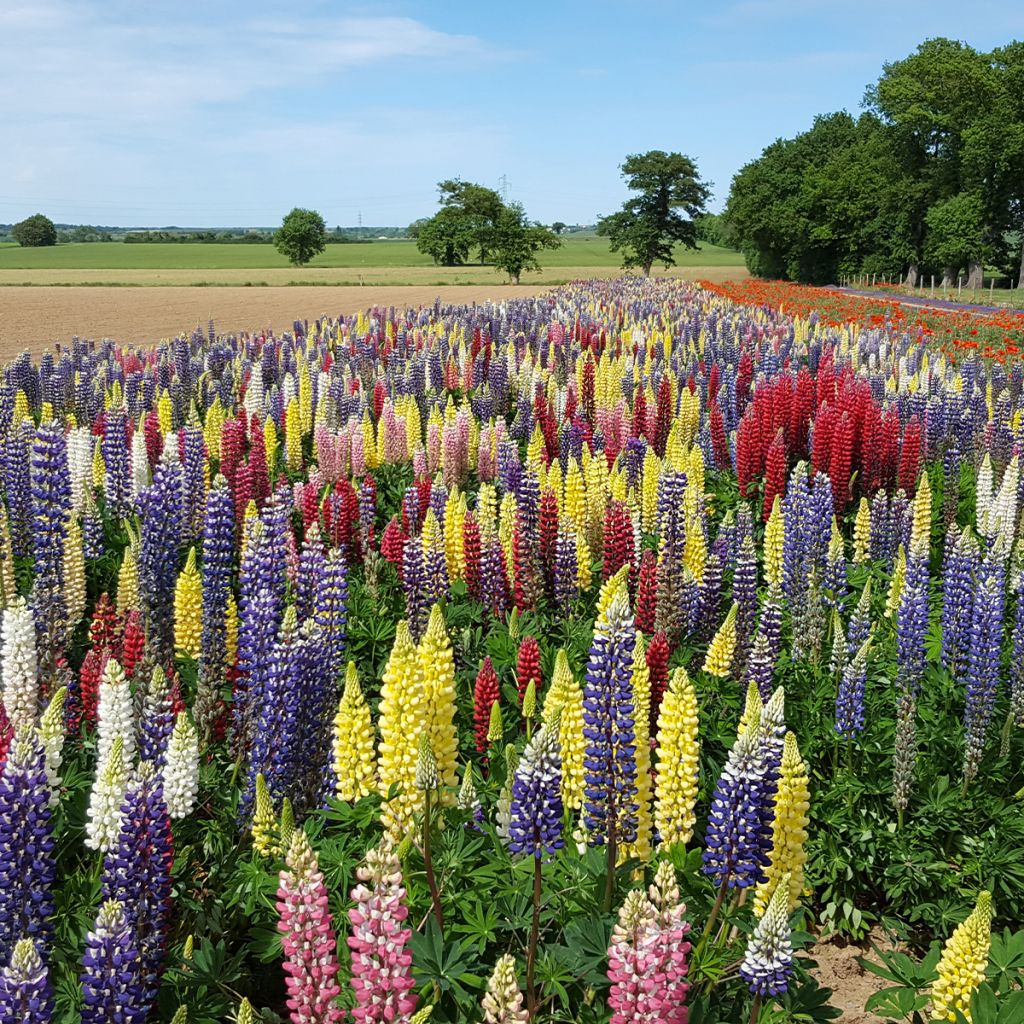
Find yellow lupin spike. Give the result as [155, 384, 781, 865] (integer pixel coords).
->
[885, 546, 907, 618]
[64, 516, 87, 630]
[929, 891, 993, 1023]
[764, 495, 784, 586]
[13, 389, 30, 424]
[251, 773, 280, 858]
[418, 605, 458, 801]
[224, 591, 239, 672]
[285, 398, 303, 473]
[332, 662, 377, 801]
[596, 564, 630, 622]
[575, 531, 593, 591]
[116, 545, 139, 614]
[853, 497, 871, 564]
[263, 416, 279, 477]
[655, 667, 700, 847]
[378, 621, 427, 838]
[0, 508, 16, 608]
[754, 732, 810, 915]
[910, 472, 932, 559]
[92, 439, 106, 490]
[158, 391, 174, 434]
[737, 679, 764, 737]
[702, 603, 738, 677]
[173, 548, 203, 660]
[542, 649, 585, 810]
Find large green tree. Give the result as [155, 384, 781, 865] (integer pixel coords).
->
[437, 179, 505, 263]
[415, 206, 477, 266]
[12, 213, 57, 247]
[491, 203, 560, 283]
[865, 38, 1003, 287]
[597, 151, 710, 276]
[273, 208, 326, 266]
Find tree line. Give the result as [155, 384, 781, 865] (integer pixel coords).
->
[724, 37, 1024, 288]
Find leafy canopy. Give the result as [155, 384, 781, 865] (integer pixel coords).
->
[273, 208, 327, 266]
[597, 150, 710, 275]
[491, 203, 561, 284]
[12, 213, 57, 247]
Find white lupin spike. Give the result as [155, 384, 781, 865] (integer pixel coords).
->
[162, 712, 200, 820]
[976, 454, 994, 538]
[1, 598, 38, 731]
[130, 428, 150, 499]
[96, 658, 137, 767]
[67, 426, 94, 513]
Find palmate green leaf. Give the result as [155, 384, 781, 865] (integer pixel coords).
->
[777, 975, 844, 1021]
[410, 916, 485, 997]
[864, 985, 929, 1018]
[988, 928, 1024, 993]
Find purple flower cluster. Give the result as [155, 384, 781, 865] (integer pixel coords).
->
[0, 733, 55, 963]
[508, 725, 564, 860]
[702, 729, 771, 889]
[80, 900, 147, 1024]
[582, 595, 638, 848]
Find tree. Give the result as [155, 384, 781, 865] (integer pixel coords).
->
[551, 221, 567, 235]
[12, 213, 57, 247]
[436, 180, 505, 262]
[924, 192, 991, 286]
[597, 151, 710, 275]
[415, 207, 477, 266]
[491, 203, 561, 283]
[865, 38, 1001, 287]
[273, 208, 326, 266]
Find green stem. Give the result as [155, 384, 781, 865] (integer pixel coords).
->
[603, 814, 618, 915]
[747, 994, 762, 1024]
[527, 848, 542, 1018]
[696, 876, 731, 957]
[422, 788, 444, 932]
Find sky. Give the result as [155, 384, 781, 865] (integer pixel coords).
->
[1, 0, 1022, 228]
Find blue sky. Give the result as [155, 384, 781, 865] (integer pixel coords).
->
[1, 0, 1022, 227]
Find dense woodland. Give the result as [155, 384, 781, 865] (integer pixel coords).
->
[723, 38, 1024, 288]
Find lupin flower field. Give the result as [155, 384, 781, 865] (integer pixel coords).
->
[2, 276, 1024, 1024]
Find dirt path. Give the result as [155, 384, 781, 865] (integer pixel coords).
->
[809, 929, 895, 1023]
[0, 284, 542, 358]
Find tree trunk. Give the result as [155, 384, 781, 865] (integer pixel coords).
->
[643, 262, 653, 277]
[904, 263, 919, 288]
[940, 266, 957, 289]
[511, 271, 520, 285]
[1018, 238, 1023, 290]
[966, 260, 984, 290]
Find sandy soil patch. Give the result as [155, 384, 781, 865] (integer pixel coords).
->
[809, 928, 897, 1023]
[0, 284, 542, 357]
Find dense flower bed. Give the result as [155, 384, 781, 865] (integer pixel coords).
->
[0, 277, 1021, 1022]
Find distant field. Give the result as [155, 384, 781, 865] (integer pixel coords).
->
[0, 238, 745, 276]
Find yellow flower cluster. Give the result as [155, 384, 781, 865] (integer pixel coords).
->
[377, 621, 427, 839]
[754, 732, 810, 915]
[332, 662, 377, 802]
[702, 602, 737, 677]
[542, 650, 586, 810]
[654, 667, 700, 847]
[173, 547, 203, 660]
[930, 891, 993, 1023]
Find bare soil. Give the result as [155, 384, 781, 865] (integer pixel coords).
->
[808, 929, 896, 1022]
[0, 284, 537, 358]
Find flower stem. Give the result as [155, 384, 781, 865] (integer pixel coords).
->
[422, 787, 444, 932]
[747, 994, 762, 1024]
[603, 810, 618, 914]
[527, 849, 542, 1017]
[696, 876, 730, 957]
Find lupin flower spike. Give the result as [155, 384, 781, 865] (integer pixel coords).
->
[163, 712, 200, 820]
[276, 830, 344, 1024]
[347, 838, 418, 1023]
[0, 938, 53, 1022]
[482, 954, 529, 1024]
[740, 873, 794, 998]
[930, 891, 993, 1024]
[654, 667, 700, 848]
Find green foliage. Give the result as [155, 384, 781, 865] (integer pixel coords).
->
[415, 207, 478, 266]
[597, 150, 710, 275]
[491, 202, 561, 283]
[272, 208, 327, 266]
[726, 36, 1024, 284]
[12, 212, 57, 247]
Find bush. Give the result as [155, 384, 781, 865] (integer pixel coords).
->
[11, 213, 57, 247]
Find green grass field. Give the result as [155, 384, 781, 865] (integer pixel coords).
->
[0, 238, 744, 271]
